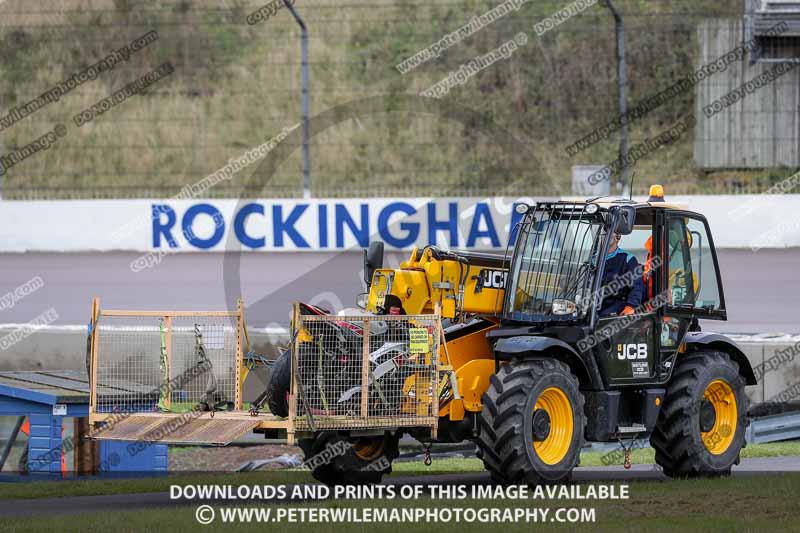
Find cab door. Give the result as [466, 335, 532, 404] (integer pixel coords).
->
[595, 314, 659, 385]
[593, 224, 661, 386]
[661, 212, 727, 319]
[654, 211, 727, 380]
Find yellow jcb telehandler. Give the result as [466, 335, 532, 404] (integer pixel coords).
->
[264, 186, 756, 485]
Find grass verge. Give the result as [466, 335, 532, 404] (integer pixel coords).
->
[5, 474, 800, 532]
[1, 441, 799, 501]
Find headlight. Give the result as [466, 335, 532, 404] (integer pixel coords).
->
[585, 203, 599, 214]
[515, 203, 529, 215]
[552, 299, 577, 315]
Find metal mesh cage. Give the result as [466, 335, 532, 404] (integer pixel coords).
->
[168, 317, 238, 411]
[93, 310, 242, 415]
[291, 311, 440, 432]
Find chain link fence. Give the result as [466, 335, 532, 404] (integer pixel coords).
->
[0, 0, 794, 200]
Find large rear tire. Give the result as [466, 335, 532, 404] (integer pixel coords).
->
[476, 358, 585, 485]
[266, 349, 291, 417]
[651, 350, 748, 478]
[298, 432, 400, 486]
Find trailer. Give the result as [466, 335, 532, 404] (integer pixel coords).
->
[87, 298, 442, 453]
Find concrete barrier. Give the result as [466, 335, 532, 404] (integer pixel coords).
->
[1, 328, 797, 405]
[757, 341, 800, 404]
[736, 340, 765, 404]
[0, 326, 288, 401]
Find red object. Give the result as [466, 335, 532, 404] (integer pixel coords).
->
[643, 236, 655, 300]
[389, 307, 401, 315]
[300, 301, 363, 334]
[621, 306, 635, 316]
[642, 235, 671, 308]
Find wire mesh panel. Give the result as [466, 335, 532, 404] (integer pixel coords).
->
[92, 310, 242, 416]
[168, 317, 239, 412]
[93, 316, 164, 413]
[291, 309, 440, 432]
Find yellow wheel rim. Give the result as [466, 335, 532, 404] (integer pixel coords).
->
[353, 438, 384, 461]
[701, 380, 737, 455]
[533, 387, 574, 465]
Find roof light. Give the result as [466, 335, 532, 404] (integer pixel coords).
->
[648, 184, 665, 202]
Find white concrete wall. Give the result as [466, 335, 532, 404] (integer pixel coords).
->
[668, 195, 800, 250]
[1, 195, 797, 252]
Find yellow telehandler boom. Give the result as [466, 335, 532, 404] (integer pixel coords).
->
[364, 244, 509, 318]
[361, 244, 510, 425]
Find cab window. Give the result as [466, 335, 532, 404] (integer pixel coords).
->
[620, 226, 652, 265]
[666, 216, 723, 313]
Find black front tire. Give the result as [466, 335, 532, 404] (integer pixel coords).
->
[651, 350, 748, 478]
[476, 358, 585, 485]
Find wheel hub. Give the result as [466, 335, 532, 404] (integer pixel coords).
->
[699, 399, 716, 432]
[532, 409, 552, 441]
[353, 437, 385, 461]
[532, 387, 574, 465]
[701, 379, 737, 455]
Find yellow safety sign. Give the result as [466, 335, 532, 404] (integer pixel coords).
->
[408, 328, 430, 353]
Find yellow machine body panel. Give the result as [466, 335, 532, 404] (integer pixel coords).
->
[438, 319, 498, 419]
[366, 248, 507, 319]
[366, 248, 506, 421]
[444, 319, 498, 371]
[455, 359, 496, 413]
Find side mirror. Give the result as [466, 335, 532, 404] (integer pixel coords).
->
[614, 206, 635, 235]
[363, 241, 384, 287]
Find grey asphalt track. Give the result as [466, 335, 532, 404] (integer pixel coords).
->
[0, 249, 796, 334]
[0, 457, 798, 518]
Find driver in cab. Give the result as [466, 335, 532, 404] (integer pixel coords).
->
[599, 233, 644, 317]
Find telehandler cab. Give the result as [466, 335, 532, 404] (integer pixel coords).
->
[266, 186, 756, 485]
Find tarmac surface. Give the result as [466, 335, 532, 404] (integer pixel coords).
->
[0, 249, 796, 334]
[1, 457, 798, 518]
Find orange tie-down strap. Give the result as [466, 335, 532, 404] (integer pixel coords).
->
[90, 415, 261, 446]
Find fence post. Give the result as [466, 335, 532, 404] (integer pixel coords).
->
[361, 318, 371, 419]
[431, 307, 441, 440]
[235, 298, 244, 410]
[287, 303, 300, 445]
[89, 297, 100, 420]
[164, 315, 172, 410]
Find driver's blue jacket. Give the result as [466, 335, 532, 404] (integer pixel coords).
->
[598, 248, 645, 316]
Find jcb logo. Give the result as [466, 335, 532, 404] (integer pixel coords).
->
[479, 269, 507, 289]
[617, 343, 647, 360]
